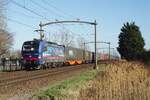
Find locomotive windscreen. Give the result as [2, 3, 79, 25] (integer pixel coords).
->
[22, 41, 39, 53]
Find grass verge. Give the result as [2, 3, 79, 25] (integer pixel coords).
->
[36, 65, 104, 100]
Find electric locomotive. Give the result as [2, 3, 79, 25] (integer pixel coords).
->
[21, 39, 65, 69]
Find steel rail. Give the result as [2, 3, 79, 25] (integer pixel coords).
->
[0, 64, 92, 87]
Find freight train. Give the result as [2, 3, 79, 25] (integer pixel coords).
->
[21, 39, 94, 70]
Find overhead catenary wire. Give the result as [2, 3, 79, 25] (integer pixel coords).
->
[29, 0, 75, 35]
[11, 0, 49, 20]
[7, 18, 36, 29]
[29, 0, 83, 36]
[38, 0, 92, 38]
[9, 0, 89, 44]
[30, 0, 66, 19]
[42, 0, 77, 19]
[6, 9, 44, 20]
[35, 1, 86, 27]
[41, 0, 89, 34]
[9, 0, 80, 38]
[0, 15, 36, 29]
[27, 0, 86, 40]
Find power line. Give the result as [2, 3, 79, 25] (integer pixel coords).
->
[6, 9, 43, 20]
[10, 0, 85, 41]
[0, 15, 36, 29]
[11, 1, 76, 38]
[41, 0, 82, 33]
[29, 0, 85, 40]
[30, 0, 66, 19]
[41, 0, 89, 33]
[11, 0, 48, 20]
[7, 18, 36, 29]
[42, 0, 77, 19]
[31, 0, 81, 38]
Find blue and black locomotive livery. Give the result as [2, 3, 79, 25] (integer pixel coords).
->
[21, 39, 94, 69]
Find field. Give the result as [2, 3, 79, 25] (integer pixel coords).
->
[76, 62, 150, 100]
[39, 61, 150, 100]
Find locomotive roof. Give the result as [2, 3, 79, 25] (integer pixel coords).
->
[24, 39, 64, 47]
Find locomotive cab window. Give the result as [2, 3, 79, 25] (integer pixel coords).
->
[22, 41, 39, 53]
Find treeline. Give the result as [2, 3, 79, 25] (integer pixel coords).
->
[117, 22, 150, 63]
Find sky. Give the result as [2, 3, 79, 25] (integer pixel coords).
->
[4, 0, 150, 52]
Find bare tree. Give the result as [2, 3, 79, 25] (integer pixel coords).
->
[9, 49, 21, 58]
[0, 30, 13, 56]
[49, 31, 59, 43]
[77, 36, 90, 50]
[0, 0, 13, 57]
[77, 36, 85, 49]
[49, 29, 75, 47]
[59, 30, 74, 47]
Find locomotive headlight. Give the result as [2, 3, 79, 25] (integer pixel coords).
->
[31, 48, 34, 51]
[38, 56, 41, 59]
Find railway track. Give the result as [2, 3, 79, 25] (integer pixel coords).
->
[0, 64, 92, 87]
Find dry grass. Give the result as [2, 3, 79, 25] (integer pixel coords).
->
[65, 62, 150, 100]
